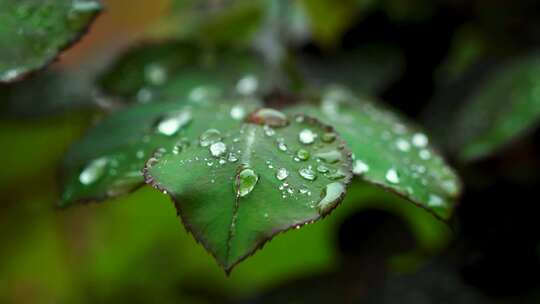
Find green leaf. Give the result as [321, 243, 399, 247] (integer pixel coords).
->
[143, 108, 353, 273]
[60, 98, 262, 206]
[287, 86, 461, 221]
[0, 0, 102, 82]
[447, 54, 540, 161]
[99, 41, 269, 103]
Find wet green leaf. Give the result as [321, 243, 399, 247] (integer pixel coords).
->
[99, 41, 269, 103]
[287, 86, 461, 221]
[143, 108, 353, 273]
[448, 54, 540, 161]
[0, 0, 102, 82]
[60, 98, 262, 206]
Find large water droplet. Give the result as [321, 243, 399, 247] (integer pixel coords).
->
[79, 157, 108, 185]
[200, 129, 222, 147]
[318, 182, 345, 214]
[327, 169, 347, 180]
[236, 74, 258, 95]
[299, 167, 317, 181]
[209, 142, 227, 157]
[276, 168, 289, 180]
[247, 108, 289, 127]
[299, 129, 317, 144]
[236, 167, 258, 197]
[385, 168, 400, 184]
[296, 149, 310, 161]
[155, 111, 192, 136]
[428, 194, 444, 207]
[314, 150, 341, 164]
[352, 159, 369, 175]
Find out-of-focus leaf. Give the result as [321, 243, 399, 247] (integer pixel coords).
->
[0, 0, 102, 82]
[287, 86, 461, 221]
[98, 41, 269, 103]
[294, 44, 404, 95]
[446, 53, 540, 162]
[60, 98, 261, 206]
[144, 108, 353, 273]
[0, 69, 97, 118]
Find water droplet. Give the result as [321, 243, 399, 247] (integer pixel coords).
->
[321, 132, 336, 143]
[419, 149, 431, 160]
[236, 74, 258, 95]
[247, 108, 289, 127]
[428, 194, 444, 207]
[230, 105, 246, 120]
[327, 169, 347, 180]
[227, 152, 239, 163]
[79, 157, 108, 185]
[144, 63, 167, 85]
[299, 167, 317, 181]
[412, 133, 429, 147]
[385, 168, 400, 184]
[136, 150, 145, 159]
[296, 149, 310, 161]
[189, 85, 220, 103]
[264, 125, 275, 136]
[395, 138, 411, 152]
[276, 168, 289, 180]
[278, 142, 288, 152]
[155, 111, 192, 136]
[299, 129, 317, 144]
[236, 167, 258, 197]
[317, 164, 330, 173]
[136, 88, 153, 103]
[209, 142, 226, 157]
[314, 150, 341, 164]
[200, 129, 222, 147]
[318, 182, 345, 214]
[352, 159, 369, 175]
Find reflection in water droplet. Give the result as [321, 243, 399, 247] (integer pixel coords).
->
[412, 133, 428, 147]
[352, 159, 369, 175]
[236, 74, 258, 95]
[79, 157, 108, 185]
[299, 129, 317, 144]
[299, 167, 317, 180]
[296, 149, 310, 161]
[209, 142, 227, 157]
[230, 105, 246, 120]
[156, 111, 192, 136]
[385, 168, 400, 184]
[200, 129, 222, 147]
[318, 182, 345, 214]
[236, 167, 258, 197]
[247, 108, 289, 127]
[315, 150, 341, 164]
[276, 168, 289, 180]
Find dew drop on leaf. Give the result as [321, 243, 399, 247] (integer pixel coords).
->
[144, 63, 167, 85]
[412, 132, 429, 148]
[79, 157, 108, 185]
[299, 129, 317, 144]
[296, 149, 310, 161]
[236, 167, 259, 197]
[326, 168, 347, 180]
[276, 168, 289, 180]
[352, 159, 369, 175]
[200, 129, 222, 147]
[395, 138, 411, 152]
[321, 132, 336, 143]
[236, 74, 258, 95]
[385, 168, 400, 184]
[299, 167, 317, 181]
[247, 108, 289, 127]
[428, 194, 444, 207]
[230, 105, 246, 120]
[419, 149, 431, 160]
[314, 150, 342, 164]
[317, 164, 330, 173]
[209, 142, 227, 157]
[318, 182, 345, 214]
[155, 111, 192, 136]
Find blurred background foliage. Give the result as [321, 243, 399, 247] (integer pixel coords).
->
[2, 0, 540, 303]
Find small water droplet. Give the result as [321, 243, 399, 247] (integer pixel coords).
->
[136, 88, 153, 103]
[236, 74, 258, 95]
[247, 108, 289, 127]
[318, 182, 345, 214]
[317, 164, 330, 173]
[264, 125, 275, 136]
[144, 63, 167, 85]
[200, 129, 222, 147]
[314, 150, 341, 164]
[299, 129, 317, 144]
[155, 111, 192, 136]
[299, 167, 317, 181]
[236, 167, 258, 197]
[395, 138, 411, 152]
[419, 149, 431, 160]
[385, 168, 400, 184]
[278, 142, 288, 152]
[209, 142, 227, 157]
[276, 168, 289, 180]
[352, 159, 369, 175]
[412, 133, 429, 147]
[227, 152, 239, 163]
[79, 157, 108, 185]
[136, 150, 145, 159]
[296, 149, 310, 161]
[428, 194, 444, 207]
[230, 105, 246, 120]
